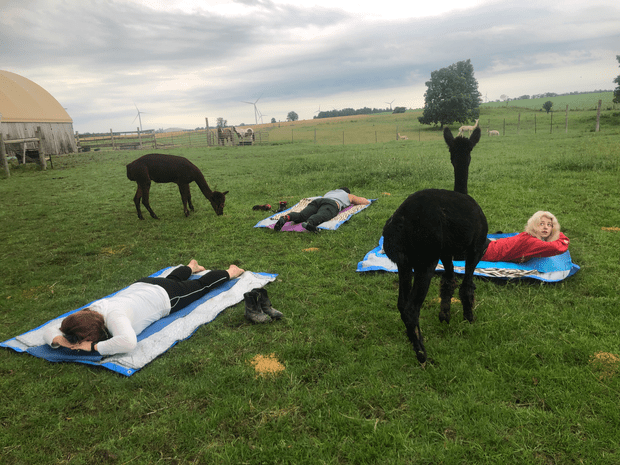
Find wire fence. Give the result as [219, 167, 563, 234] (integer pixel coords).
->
[75, 102, 614, 151]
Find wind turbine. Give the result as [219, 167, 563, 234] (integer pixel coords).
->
[385, 99, 395, 111]
[132, 103, 147, 131]
[242, 95, 262, 125]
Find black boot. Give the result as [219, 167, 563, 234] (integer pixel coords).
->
[255, 288, 283, 320]
[274, 215, 289, 231]
[244, 290, 270, 323]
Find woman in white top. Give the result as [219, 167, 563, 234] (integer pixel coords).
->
[44, 260, 244, 355]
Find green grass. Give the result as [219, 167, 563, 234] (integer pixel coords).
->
[481, 91, 618, 111]
[1, 107, 620, 464]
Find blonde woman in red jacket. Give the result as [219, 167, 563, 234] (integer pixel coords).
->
[482, 211, 570, 263]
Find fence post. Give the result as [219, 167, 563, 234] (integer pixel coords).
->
[550, 113, 553, 134]
[503, 119, 506, 136]
[534, 115, 537, 134]
[0, 131, 10, 178]
[565, 105, 569, 133]
[35, 127, 47, 170]
[595, 99, 602, 132]
[342, 131, 344, 145]
[205, 118, 210, 146]
[110, 129, 115, 150]
[314, 128, 316, 144]
[137, 127, 142, 149]
[517, 113, 521, 135]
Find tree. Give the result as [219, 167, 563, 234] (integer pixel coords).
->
[613, 55, 620, 104]
[542, 101, 553, 113]
[286, 111, 299, 122]
[418, 59, 481, 128]
[271, 117, 276, 124]
[216, 117, 227, 128]
[392, 106, 406, 114]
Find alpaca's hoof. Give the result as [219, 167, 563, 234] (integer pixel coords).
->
[438, 311, 451, 324]
[416, 351, 427, 364]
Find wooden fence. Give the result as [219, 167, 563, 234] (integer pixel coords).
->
[76, 127, 269, 152]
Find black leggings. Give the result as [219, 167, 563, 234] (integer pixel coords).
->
[287, 198, 340, 227]
[137, 266, 230, 313]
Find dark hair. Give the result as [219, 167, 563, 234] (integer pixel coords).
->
[339, 187, 351, 194]
[60, 309, 108, 343]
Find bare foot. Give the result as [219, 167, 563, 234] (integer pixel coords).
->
[187, 259, 206, 274]
[226, 265, 245, 279]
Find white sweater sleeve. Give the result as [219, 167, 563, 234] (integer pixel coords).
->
[43, 324, 64, 348]
[95, 311, 138, 355]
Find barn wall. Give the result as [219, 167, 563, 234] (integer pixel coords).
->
[0, 122, 77, 155]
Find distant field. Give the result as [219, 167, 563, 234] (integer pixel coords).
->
[482, 91, 617, 111]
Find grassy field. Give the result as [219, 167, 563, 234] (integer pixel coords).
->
[481, 91, 618, 111]
[1, 100, 620, 464]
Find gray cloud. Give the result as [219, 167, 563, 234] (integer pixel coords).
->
[2, 0, 618, 132]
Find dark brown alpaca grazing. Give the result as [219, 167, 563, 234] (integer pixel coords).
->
[382, 127, 487, 364]
[126, 153, 228, 220]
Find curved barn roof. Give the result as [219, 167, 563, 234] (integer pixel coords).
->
[0, 70, 72, 123]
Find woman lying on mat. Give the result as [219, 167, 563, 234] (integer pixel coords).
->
[482, 211, 570, 263]
[43, 261, 244, 355]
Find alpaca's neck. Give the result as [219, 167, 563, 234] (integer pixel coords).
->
[453, 168, 469, 195]
[195, 172, 214, 199]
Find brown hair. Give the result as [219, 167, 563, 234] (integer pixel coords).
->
[524, 211, 561, 242]
[60, 309, 108, 343]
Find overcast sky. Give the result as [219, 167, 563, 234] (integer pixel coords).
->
[2, 0, 619, 133]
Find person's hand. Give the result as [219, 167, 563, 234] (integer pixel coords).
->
[52, 335, 74, 349]
[226, 265, 245, 279]
[71, 340, 94, 351]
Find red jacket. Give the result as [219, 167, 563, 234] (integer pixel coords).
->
[482, 232, 570, 263]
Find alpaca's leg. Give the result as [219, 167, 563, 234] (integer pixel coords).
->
[178, 183, 192, 216]
[458, 259, 478, 323]
[395, 264, 412, 315]
[140, 181, 159, 219]
[401, 263, 436, 364]
[133, 184, 145, 220]
[438, 255, 458, 323]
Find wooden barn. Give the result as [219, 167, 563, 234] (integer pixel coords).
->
[0, 70, 77, 156]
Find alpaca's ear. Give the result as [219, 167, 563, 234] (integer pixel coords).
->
[443, 127, 454, 146]
[222, 191, 229, 195]
[469, 127, 481, 147]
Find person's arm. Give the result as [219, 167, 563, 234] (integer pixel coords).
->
[348, 194, 371, 205]
[51, 334, 73, 349]
[43, 324, 68, 348]
[93, 312, 138, 355]
[483, 232, 569, 263]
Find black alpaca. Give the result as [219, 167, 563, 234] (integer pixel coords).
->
[126, 153, 228, 220]
[382, 127, 487, 363]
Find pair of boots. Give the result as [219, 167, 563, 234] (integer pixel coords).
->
[244, 288, 283, 324]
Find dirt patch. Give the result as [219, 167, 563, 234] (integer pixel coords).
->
[249, 353, 285, 378]
[589, 352, 619, 380]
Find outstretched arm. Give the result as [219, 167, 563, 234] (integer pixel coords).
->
[348, 194, 371, 206]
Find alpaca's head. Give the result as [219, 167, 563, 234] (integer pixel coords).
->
[210, 190, 229, 216]
[443, 127, 481, 194]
